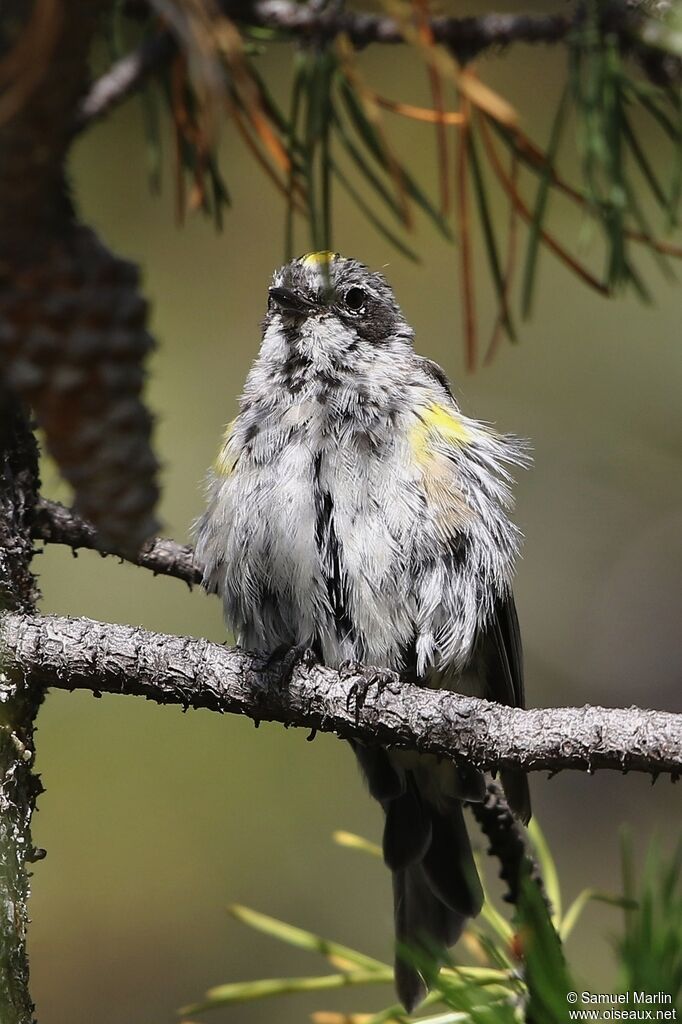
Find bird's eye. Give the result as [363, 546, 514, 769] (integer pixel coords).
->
[344, 287, 366, 314]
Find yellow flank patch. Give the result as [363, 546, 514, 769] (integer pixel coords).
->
[213, 419, 239, 477]
[411, 403, 474, 461]
[299, 251, 338, 268]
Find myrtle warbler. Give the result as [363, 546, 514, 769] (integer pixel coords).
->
[195, 252, 531, 1010]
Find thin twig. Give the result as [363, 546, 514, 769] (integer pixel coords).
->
[75, 2, 679, 136]
[31, 498, 201, 587]
[74, 29, 177, 134]
[470, 782, 545, 905]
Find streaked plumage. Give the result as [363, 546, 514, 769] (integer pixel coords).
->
[195, 253, 531, 1009]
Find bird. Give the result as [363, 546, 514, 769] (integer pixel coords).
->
[194, 251, 531, 1011]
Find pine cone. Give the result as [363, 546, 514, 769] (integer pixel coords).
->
[0, 225, 160, 552]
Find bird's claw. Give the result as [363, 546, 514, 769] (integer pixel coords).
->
[338, 658, 360, 680]
[344, 666, 395, 722]
[371, 668, 395, 691]
[267, 644, 317, 688]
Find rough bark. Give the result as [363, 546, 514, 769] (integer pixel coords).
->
[470, 782, 545, 906]
[0, 3, 114, 1017]
[32, 499, 200, 588]
[1, 612, 680, 778]
[0, 394, 42, 1024]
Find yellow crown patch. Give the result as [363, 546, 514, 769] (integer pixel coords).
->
[299, 251, 338, 268]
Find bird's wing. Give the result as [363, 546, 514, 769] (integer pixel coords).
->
[412, 354, 531, 820]
[480, 591, 531, 823]
[487, 590, 525, 710]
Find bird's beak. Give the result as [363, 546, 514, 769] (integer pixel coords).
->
[268, 286, 312, 315]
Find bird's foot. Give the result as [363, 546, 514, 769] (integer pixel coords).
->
[346, 667, 387, 724]
[340, 661, 367, 721]
[266, 644, 317, 689]
[344, 666, 395, 724]
[338, 658, 361, 680]
[369, 667, 397, 693]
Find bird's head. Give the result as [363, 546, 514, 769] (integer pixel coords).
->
[262, 253, 412, 367]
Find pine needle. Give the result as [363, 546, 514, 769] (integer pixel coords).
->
[479, 116, 611, 297]
[485, 151, 520, 365]
[371, 93, 464, 126]
[457, 95, 477, 372]
[414, 0, 450, 214]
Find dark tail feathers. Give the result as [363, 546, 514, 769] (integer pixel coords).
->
[384, 774, 484, 1012]
[350, 744, 485, 1011]
[393, 862, 466, 1011]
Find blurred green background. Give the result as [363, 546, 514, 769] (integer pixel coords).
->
[28, 20, 681, 1024]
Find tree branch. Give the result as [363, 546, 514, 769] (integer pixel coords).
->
[73, 29, 177, 134]
[76, 1, 678, 135]
[0, 394, 43, 1024]
[2, 612, 680, 778]
[32, 499, 200, 587]
[0, 0, 112, 1016]
[227, 3, 572, 52]
[75, 8, 569, 133]
[470, 782, 545, 906]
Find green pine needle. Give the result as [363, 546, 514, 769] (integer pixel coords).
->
[228, 903, 390, 973]
[521, 88, 569, 319]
